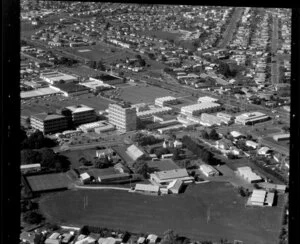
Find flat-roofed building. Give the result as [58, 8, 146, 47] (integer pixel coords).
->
[235, 112, 270, 125]
[65, 104, 96, 126]
[273, 133, 290, 141]
[136, 106, 173, 119]
[199, 164, 220, 177]
[78, 121, 115, 133]
[181, 102, 221, 116]
[30, 112, 68, 134]
[237, 166, 262, 183]
[108, 103, 137, 132]
[199, 113, 227, 126]
[40, 71, 78, 85]
[150, 168, 194, 185]
[155, 96, 178, 107]
[249, 190, 275, 207]
[216, 112, 234, 121]
[98, 173, 130, 183]
[135, 184, 160, 195]
[197, 96, 218, 103]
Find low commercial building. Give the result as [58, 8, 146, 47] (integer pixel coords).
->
[168, 179, 183, 194]
[30, 112, 68, 134]
[40, 71, 78, 85]
[147, 234, 158, 244]
[273, 134, 290, 141]
[197, 96, 218, 103]
[155, 96, 178, 107]
[235, 112, 270, 125]
[98, 173, 130, 183]
[236, 166, 262, 183]
[216, 112, 234, 122]
[50, 83, 89, 97]
[80, 172, 91, 184]
[135, 184, 160, 195]
[80, 78, 113, 91]
[199, 164, 220, 177]
[150, 168, 194, 185]
[181, 102, 221, 116]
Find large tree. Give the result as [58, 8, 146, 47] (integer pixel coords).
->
[23, 211, 44, 225]
[133, 160, 150, 178]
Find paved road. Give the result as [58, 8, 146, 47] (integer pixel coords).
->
[218, 7, 244, 49]
[271, 14, 280, 84]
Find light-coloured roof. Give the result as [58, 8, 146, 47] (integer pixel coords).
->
[40, 71, 77, 82]
[153, 168, 189, 181]
[20, 164, 41, 169]
[66, 104, 94, 113]
[265, 192, 275, 204]
[135, 184, 159, 192]
[258, 146, 271, 154]
[181, 102, 220, 113]
[197, 96, 218, 103]
[235, 112, 269, 122]
[250, 190, 266, 203]
[230, 131, 244, 138]
[200, 164, 218, 175]
[155, 96, 177, 102]
[137, 106, 172, 117]
[49, 232, 60, 240]
[126, 144, 144, 161]
[80, 172, 90, 180]
[21, 87, 61, 99]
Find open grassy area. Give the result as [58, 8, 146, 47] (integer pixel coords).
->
[39, 182, 283, 243]
[118, 84, 179, 104]
[21, 93, 110, 117]
[137, 30, 182, 41]
[146, 159, 180, 171]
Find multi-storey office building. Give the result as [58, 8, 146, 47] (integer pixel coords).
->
[108, 103, 137, 132]
[64, 104, 96, 127]
[30, 112, 68, 134]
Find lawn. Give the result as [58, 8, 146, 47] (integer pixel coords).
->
[39, 182, 284, 244]
[26, 173, 72, 192]
[146, 159, 180, 171]
[118, 84, 178, 104]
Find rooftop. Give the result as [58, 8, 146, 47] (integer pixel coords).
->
[31, 112, 66, 121]
[66, 104, 95, 113]
[153, 168, 189, 180]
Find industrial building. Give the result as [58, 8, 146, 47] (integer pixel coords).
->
[136, 105, 173, 119]
[108, 103, 137, 132]
[134, 184, 160, 195]
[199, 113, 227, 126]
[50, 83, 90, 97]
[40, 71, 78, 85]
[197, 96, 218, 103]
[30, 112, 68, 134]
[181, 102, 221, 116]
[249, 189, 274, 206]
[235, 112, 270, 125]
[79, 78, 114, 91]
[64, 104, 97, 126]
[155, 96, 178, 107]
[199, 164, 220, 177]
[150, 168, 194, 185]
[273, 133, 290, 141]
[236, 166, 263, 183]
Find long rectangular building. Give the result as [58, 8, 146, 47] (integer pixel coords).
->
[64, 104, 96, 127]
[155, 96, 178, 107]
[235, 112, 270, 125]
[181, 102, 221, 116]
[30, 112, 68, 134]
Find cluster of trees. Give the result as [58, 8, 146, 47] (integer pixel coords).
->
[87, 60, 106, 71]
[182, 136, 218, 165]
[21, 148, 70, 172]
[279, 227, 288, 244]
[135, 55, 146, 67]
[200, 129, 220, 141]
[21, 199, 39, 213]
[237, 186, 251, 197]
[53, 57, 78, 66]
[217, 61, 239, 78]
[80, 225, 129, 239]
[21, 130, 57, 150]
[22, 210, 44, 225]
[132, 160, 151, 179]
[133, 133, 163, 146]
[94, 156, 111, 169]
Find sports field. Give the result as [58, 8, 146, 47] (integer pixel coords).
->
[39, 182, 283, 243]
[26, 173, 71, 192]
[118, 85, 179, 104]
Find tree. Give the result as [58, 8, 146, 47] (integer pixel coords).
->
[97, 60, 105, 71]
[133, 160, 150, 178]
[172, 148, 180, 160]
[200, 130, 209, 139]
[161, 229, 177, 244]
[21, 149, 41, 165]
[208, 129, 219, 140]
[21, 200, 38, 213]
[23, 211, 44, 225]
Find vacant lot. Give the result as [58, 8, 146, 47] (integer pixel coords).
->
[26, 173, 71, 192]
[118, 84, 178, 104]
[21, 93, 110, 117]
[40, 182, 283, 244]
[146, 159, 180, 171]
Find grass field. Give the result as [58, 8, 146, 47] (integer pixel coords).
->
[26, 173, 71, 192]
[21, 93, 110, 117]
[118, 84, 178, 104]
[146, 159, 180, 171]
[39, 182, 284, 243]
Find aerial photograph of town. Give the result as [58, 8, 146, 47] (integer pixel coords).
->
[20, 1, 291, 244]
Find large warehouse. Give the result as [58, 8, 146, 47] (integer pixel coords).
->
[40, 71, 78, 85]
[180, 102, 221, 116]
[236, 166, 263, 183]
[235, 112, 270, 125]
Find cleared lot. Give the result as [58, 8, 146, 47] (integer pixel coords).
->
[40, 182, 284, 244]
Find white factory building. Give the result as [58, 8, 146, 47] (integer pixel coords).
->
[236, 166, 263, 183]
[155, 96, 178, 107]
[249, 189, 275, 206]
[235, 112, 270, 125]
[197, 96, 218, 103]
[199, 164, 220, 177]
[180, 102, 221, 116]
[40, 71, 78, 85]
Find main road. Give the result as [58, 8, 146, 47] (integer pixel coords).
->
[271, 14, 280, 84]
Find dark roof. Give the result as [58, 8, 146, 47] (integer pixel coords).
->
[53, 83, 89, 93]
[31, 112, 66, 121]
[95, 74, 121, 82]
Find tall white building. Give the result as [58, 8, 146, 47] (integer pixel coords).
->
[108, 103, 137, 132]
